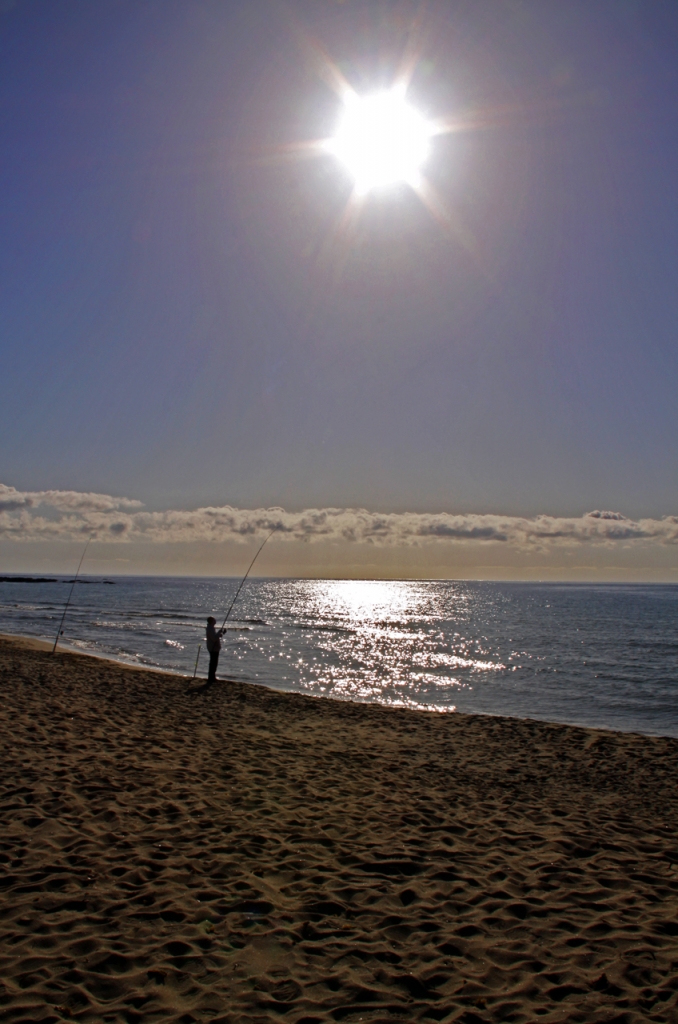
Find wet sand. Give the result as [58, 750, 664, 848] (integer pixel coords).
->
[1, 634, 677, 1024]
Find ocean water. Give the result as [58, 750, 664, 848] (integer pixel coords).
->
[1, 576, 676, 738]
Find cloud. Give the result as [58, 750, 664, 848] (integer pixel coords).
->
[1, 482, 677, 549]
[0, 483, 143, 514]
[586, 510, 627, 521]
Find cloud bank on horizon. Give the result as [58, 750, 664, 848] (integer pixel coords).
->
[1, 483, 677, 551]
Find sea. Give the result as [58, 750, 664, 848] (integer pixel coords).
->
[1, 576, 676, 738]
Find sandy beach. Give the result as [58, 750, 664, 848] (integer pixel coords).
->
[1, 635, 677, 1024]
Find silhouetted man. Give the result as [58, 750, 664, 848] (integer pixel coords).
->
[205, 616, 223, 683]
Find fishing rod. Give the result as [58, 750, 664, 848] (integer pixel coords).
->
[52, 536, 92, 654]
[219, 526, 278, 632]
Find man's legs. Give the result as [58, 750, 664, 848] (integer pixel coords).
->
[208, 649, 219, 682]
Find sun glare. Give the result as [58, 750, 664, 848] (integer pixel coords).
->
[328, 89, 432, 194]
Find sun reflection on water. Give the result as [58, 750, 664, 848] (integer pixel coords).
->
[234, 579, 508, 712]
[311, 579, 421, 622]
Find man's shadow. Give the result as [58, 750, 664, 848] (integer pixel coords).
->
[187, 678, 214, 695]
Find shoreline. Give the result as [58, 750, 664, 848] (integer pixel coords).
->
[0, 630, 194, 679]
[1, 633, 677, 1023]
[0, 629, 674, 741]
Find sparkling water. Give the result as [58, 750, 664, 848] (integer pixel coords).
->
[1, 576, 676, 737]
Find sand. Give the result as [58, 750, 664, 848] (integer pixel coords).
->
[1, 635, 677, 1024]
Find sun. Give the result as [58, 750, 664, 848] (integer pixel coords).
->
[327, 88, 432, 194]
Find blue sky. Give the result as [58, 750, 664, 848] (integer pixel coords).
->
[1, 0, 678, 576]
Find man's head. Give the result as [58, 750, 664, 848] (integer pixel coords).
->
[207, 616, 216, 625]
